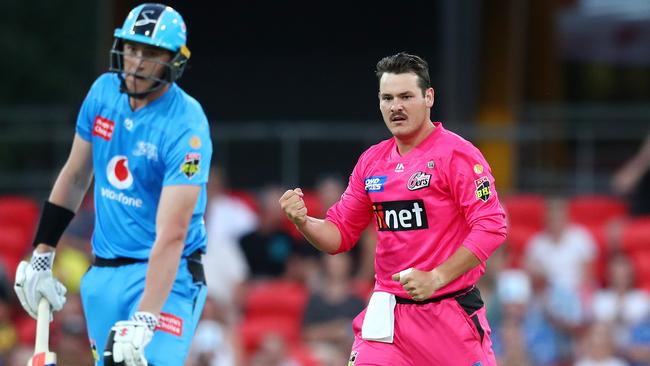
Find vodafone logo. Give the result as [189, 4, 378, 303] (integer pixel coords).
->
[107, 155, 133, 190]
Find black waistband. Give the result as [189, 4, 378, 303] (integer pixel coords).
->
[395, 286, 475, 305]
[93, 250, 202, 267]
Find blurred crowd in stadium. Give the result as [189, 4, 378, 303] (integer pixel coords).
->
[1, 132, 650, 366]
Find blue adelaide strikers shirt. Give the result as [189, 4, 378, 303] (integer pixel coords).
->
[76, 73, 212, 259]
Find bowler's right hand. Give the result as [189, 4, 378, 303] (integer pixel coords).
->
[14, 249, 67, 320]
[279, 188, 308, 225]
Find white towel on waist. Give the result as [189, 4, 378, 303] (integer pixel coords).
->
[361, 291, 397, 343]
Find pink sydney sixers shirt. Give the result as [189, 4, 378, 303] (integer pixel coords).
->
[326, 122, 507, 298]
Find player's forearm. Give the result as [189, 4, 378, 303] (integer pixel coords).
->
[138, 238, 184, 315]
[295, 216, 342, 254]
[431, 245, 481, 288]
[49, 161, 93, 212]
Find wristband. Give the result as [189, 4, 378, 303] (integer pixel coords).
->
[32, 200, 75, 247]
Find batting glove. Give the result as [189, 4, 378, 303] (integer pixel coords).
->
[14, 250, 67, 320]
[104, 312, 158, 366]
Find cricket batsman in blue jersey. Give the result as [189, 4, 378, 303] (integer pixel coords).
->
[13, 3, 212, 365]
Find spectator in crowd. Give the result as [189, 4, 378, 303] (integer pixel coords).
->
[204, 168, 256, 313]
[491, 269, 560, 366]
[302, 253, 365, 359]
[186, 296, 242, 366]
[574, 322, 628, 366]
[623, 311, 650, 366]
[315, 174, 375, 290]
[612, 132, 650, 216]
[52, 295, 92, 366]
[591, 253, 650, 348]
[240, 185, 311, 279]
[0, 267, 17, 364]
[248, 333, 299, 366]
[523, 197, 597, 364]
[525, 197, 597, 293]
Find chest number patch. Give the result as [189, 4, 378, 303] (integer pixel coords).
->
[180, 152, 201, 179]
[474, 177, 492, 202]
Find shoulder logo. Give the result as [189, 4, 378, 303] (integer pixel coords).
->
[365, 176, 387, 192]
[427, 160, 435, 169]
[407, 171, 431, 191]
[189, 135, 202, 149]
[394, 163, 405, 173]
[473, 164, 484, 174]
[180, 152, 201, 178]
[474, 176, 492, 202]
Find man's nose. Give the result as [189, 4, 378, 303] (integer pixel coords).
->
[390, 103, 403, 112]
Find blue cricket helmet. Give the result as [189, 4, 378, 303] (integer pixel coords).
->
[109, 3, 191, 98]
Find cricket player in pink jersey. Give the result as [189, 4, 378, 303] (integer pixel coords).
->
[280, 52, 507, 365]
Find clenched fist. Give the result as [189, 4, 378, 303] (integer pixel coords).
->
[392, 267, 445, 301]
[279, 188, 308, 225]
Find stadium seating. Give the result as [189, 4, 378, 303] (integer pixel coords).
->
[239, 280, 309, 355]
[620, 217, 650, 291]
[502, 194, 546, 231]
[568, 195, 628, 226]
[0, 196, 39, 278]
[502, 194, 546, 267]
[621, 217, 650, 253]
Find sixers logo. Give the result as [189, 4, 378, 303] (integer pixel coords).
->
[407, 171, 431, 191]
[107, 155, 133, 190]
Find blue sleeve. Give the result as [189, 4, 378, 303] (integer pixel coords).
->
[75, 75, 106, 141]
[162, 116, 212, 186]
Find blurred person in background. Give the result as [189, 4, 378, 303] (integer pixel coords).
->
[0, 267, 17, 365]
[280, 52, 507, 365]
[302, 253, 365, 360]
[53, 295, 93, 366]
[204, 168, 256, 319]
[315, 175, 376, 293]
[186, 296, 242, 366]
[525, 197, 597, 295]
[490, 269, 562, 366]
[623, 309, 650, 366]
[591, 253, 650, 349]
[240, 185, 313, 280]
[248, 333, 299, 366]
[574, 322, 628, 366]
[12, 3, 212, 366]
[612, 132, 650, 216]
[524, 196, 596, 350]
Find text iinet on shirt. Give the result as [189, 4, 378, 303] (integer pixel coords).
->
[372, 199, 429, 231]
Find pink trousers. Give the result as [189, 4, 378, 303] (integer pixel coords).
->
[348, 287, 496, 366]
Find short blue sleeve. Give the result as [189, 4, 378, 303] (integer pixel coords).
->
[75, 75, 109, 141]
[162, 118, 212, 186]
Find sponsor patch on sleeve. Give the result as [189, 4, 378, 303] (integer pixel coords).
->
[474, 176, 492, 202]
[364, 176, 387, 192]
[156, 312, 183, 337]
[180, 152, 201, 179]
[92, 116, 115, 141]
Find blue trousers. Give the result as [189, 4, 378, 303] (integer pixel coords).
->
[80, 258, 207, 366]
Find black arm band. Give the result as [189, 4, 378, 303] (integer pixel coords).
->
[32, 200, 76, 247]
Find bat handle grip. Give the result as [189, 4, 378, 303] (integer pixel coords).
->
[35, 297, 50, 353]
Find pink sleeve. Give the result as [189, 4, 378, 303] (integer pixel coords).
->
[446, 145, 507, 261]
[325, 151, 373, 254]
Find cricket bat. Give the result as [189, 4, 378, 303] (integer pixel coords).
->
[27, 297, 57, 366]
